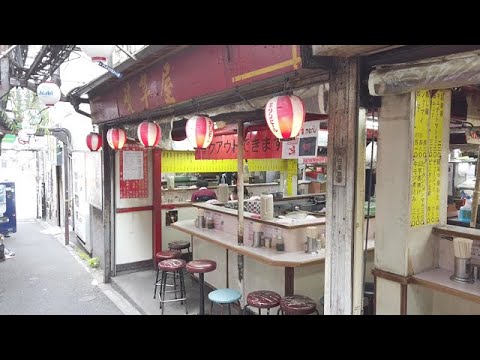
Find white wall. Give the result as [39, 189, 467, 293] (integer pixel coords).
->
[114, 150, 153, 265]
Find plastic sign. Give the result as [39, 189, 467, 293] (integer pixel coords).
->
[137, 121, 161, 147]
[265, 95, 305, 140]
[86, 132, 102, 151]
[106, 128, 126, 150]
[185, 116, 214, 149]
[37, 81, 61, 107]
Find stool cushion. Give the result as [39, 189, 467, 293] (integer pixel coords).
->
[186, 260, 217, 273]
[168, 241, 190, 250]
[247, 290, 281, 309]
[158, 258, 186, 271]
[208, 288, 242, 304]
[280, 295, 317, 315]
[155, 250, 182, 261]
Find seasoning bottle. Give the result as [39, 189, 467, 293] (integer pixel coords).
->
[207, 216, 215, 229]
[276, 235, 285, 251]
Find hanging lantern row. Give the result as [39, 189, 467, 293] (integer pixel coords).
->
[107, 128, 126, 150]
[86, 132, 103, 151]
[185, 115, 214, 149]
[137, 121, 161, 147]
[37, 81, 61, 107]
[79, 45, 115, 63]
[265, 95, 305, 140]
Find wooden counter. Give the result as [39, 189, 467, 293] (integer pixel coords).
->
[171, 220, 331, 267]
[411, 268, 480, 305]
[432, 224, 480, 241]
[192, 202, 326, 229]
[171, 219, 374, 268]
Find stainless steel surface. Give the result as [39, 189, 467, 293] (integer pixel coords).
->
[451, 257, 474, 283]
[305, 236, 320, 254]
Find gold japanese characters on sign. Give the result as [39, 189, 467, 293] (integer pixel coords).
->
[410, 90, 445, 227]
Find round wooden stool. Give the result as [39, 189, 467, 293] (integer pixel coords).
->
[186, 260, 216, 315]
[244, 290, 281, 315]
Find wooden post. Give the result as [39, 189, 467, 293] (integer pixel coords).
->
[325, 57, 360, 315]
[153, 148, 162, 264]
[102, 128, 113, 283]
[237, 120, 245, 304]
[470, 148, 480, 228]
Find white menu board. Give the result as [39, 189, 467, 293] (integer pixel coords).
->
[122, 151, 144, 180]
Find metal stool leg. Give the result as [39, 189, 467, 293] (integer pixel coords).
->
[243, 305, 250, 315]
[173, 271, 178, 299]
[314, 309, 320, 315]
[228, 304, 231, 315]
[153, 267, 160, 299]
[258, 308, 261, 315]
[180, 271, 188, 314]
[210, 300, 214, 315]
[267, 308, 271, 315]
[199, 273, 205, 315]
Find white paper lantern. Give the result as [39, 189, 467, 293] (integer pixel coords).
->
[37, 81, 61, 107]
[79, 45, 115, 62]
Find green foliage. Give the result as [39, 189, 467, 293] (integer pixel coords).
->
[88, 257, 100, 268]
[1, 87, 51, 134]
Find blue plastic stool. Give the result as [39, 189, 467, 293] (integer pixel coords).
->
[208, 288, 242, 315]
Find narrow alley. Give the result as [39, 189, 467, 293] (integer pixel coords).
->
[0, 220, 124, 315]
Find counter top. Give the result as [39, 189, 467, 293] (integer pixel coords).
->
[432, 224, 480, 241]
[162, 182, 281, 191]
[410, 267, 480, 305]
[192, 202, 326, 229]
[171, 220, 374, 267]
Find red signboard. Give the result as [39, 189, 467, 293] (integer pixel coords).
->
[119, 144, 149, 199]
[195, 129, 282, 160]
[91, 45, 302, 124]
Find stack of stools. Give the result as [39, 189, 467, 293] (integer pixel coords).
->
[157, 258, 188, 315]
[278, 295, 320, 315]
[153, 250, 182, 299]
[243, 290, 281, 315]
[168, 241, 192, 262]
[208, 288, 242, 315]
[186, 260, 216, 315]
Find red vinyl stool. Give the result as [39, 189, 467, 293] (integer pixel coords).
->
[157, 258, 188, 315]
[277, 295, 320, 315]
[243, 290, 282, 315]
[186, 260, 216, 315]
[153, 250, 181, 299]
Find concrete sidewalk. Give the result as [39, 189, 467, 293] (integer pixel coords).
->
[0, 219, 140, 315]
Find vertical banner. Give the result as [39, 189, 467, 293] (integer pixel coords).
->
[119, 144, 149, 199]
[410, 90, 445, 227]
[426, 91, 444, 224]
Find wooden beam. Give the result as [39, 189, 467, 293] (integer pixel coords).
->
[324, 57, 359, 315]
[102, 128, 114, 283]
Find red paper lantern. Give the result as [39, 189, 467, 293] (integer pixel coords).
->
[106, 128, 126, 150]
[264, 95, 305, 140]
[185, 116, 214, 149]
[137, 121, 161, 147]
[86, 132, 102, 151]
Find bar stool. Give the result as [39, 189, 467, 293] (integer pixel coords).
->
[153, 250, 182, 299]
[186, 260, 216, 315]
[243, 290, 281, 315]
[168, 241, 192, 262]
[157, 258, 188, 315]
[277, 295, 320, 315]
[208, 288, 242, 315]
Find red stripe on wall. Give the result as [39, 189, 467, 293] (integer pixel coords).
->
[116, 206, 153, 213]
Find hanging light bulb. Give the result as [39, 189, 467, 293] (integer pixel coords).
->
[185, 116, 214, 149]
[265, 95, 305, 140]
[79, 45, 115, 63]
[37, 81, 61, 107]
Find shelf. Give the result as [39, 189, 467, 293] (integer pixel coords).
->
[410, 268, 480, 304]
[432, 224, 480, 241]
